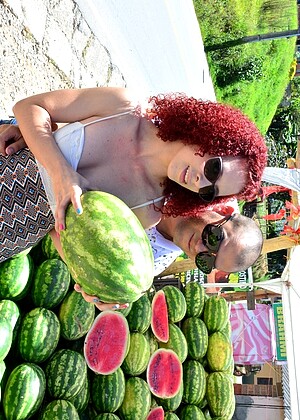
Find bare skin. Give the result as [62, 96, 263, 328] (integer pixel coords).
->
[1, 88, 250, 310]
[12, 87, 246, 232]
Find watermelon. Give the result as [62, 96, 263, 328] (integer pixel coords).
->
[58, 290, 95, 340]
[183, 281, 206, 318]
[60, 191, 154, 303]
[203, 296, 229, 334]
[116, 301, 133, 317]
[207, 331, 233, 372]
[95, 415, 120, 420]
[206, 372, 235, 418]
[162, 285, 186, 323]
[0, 299, 20, 344]
[182, 360, 206, 405]
[41, 233, 61, 259]
[122, 332, 151, 376]
[164, 414, 180, 420]
[146, 406, 164, 420]
[118, 377, 151, 420]
[41, 400, 79, 419]
[84, 310, 130, 375]
[45, 349, 87, 400]
[79, 404, 98, 419]
[179, 405, 205, 419]
[0, 319, 12, 361]
[91, 367, 125, 413]
[159, 323, 188, 363]
[69, 375, 90, 414]
[151, 290, 169, 343]
[3, 363, 46, 420]
[126, 294, 152, 333]
[181, 317, 208, 360]
[156, 381, 183, 412]
[30, 258, 71, 308]
[146, 349, 182, 399]
[0, 299, 20, 331]
[144, 328, 159, 355]
[17, 307, 60, 363]
[0, 254, 33, 300]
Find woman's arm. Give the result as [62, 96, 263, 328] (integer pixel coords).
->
[12, 87, 140, 231]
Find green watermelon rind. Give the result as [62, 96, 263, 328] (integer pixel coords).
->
[183, 282, 206, 318]
[126, 294, 152, 333]
[182, 360, 206, 406]
[40, 400, 80, 420]
[0, 319, 12, 362]
[181, 317, 208, 361]
[203, 296, 229, 334]
[58, 290, 95, 341]
[60, 191, 154, 303]
[122, 332, 151, 376]
[207, 331, 233, 372]
[45, 349, 87, 400]
[91, 367, 125, 413]
[206, 372, 235, 418]
[0, 254, 33, 301]
[162, 285, 187, 323]
[17, 307, 61, 364]
[3, 363, 46, 420]
[118, 377, 151, 419]
[159, 323, 188, 363]
[31, 258, 71, 309]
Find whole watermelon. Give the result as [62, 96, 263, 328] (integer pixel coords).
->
[60, 191, 154, 303]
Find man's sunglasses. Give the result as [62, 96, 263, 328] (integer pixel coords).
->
[195, 214, 234, 274]
[198, 157, 223, 203]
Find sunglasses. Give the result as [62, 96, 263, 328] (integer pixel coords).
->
[198, 157, 223, 203]
[195, 214, 233, 274]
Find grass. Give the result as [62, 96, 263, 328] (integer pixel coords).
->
[193, 0, 298, 134]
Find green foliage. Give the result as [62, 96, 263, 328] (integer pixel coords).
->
[266, 77, 300, 166]
[193, 0, 298, 133]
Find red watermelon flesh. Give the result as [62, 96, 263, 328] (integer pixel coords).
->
[151, 290, 169, 343]
[146, 348, 182, 398]
[146, 406, 164, 420]
[84, 310, 129, 375]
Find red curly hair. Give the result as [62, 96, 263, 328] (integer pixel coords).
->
[146, 93, 268, 217]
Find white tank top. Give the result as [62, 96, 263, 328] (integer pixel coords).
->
[36, 111, 165, 213]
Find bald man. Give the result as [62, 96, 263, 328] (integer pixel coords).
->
[147, 211, 263, 276]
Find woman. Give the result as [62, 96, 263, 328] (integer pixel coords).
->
[1, 87, 267, 265]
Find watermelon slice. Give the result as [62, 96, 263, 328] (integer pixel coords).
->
[84, 310, 129, 375]
[146, 406, 164, 420]
[151, 290, 169, 343]
[146, 348, 182, 398]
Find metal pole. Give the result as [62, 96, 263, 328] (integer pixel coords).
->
[205, 29, 300, 52]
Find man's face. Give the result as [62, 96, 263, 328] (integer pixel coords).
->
[172, 214, 242, 273]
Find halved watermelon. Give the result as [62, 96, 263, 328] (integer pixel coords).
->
[146, 406, 164, 420]
[84, 311, 129, 375]
[146, 348, 182, 398]
[151, 290, 169, 343]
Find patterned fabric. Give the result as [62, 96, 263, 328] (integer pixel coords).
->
[0, 149, 55, 262]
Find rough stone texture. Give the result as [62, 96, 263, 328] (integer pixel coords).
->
[0, 0, 126, 116]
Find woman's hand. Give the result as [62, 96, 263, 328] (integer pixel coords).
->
[0, 122, 59, 156]
[0, 125, 26, 155]
[52, 168, 91, 233]
[74, 284, 129, 312]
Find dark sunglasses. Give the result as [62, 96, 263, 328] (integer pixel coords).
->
[195, 214, 233, 274]
[198, 157, 223, 203]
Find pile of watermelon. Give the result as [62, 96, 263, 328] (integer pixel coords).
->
[0, 229, 236, 420]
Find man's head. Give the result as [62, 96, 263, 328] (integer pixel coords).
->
[164, 211, 263, 273]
